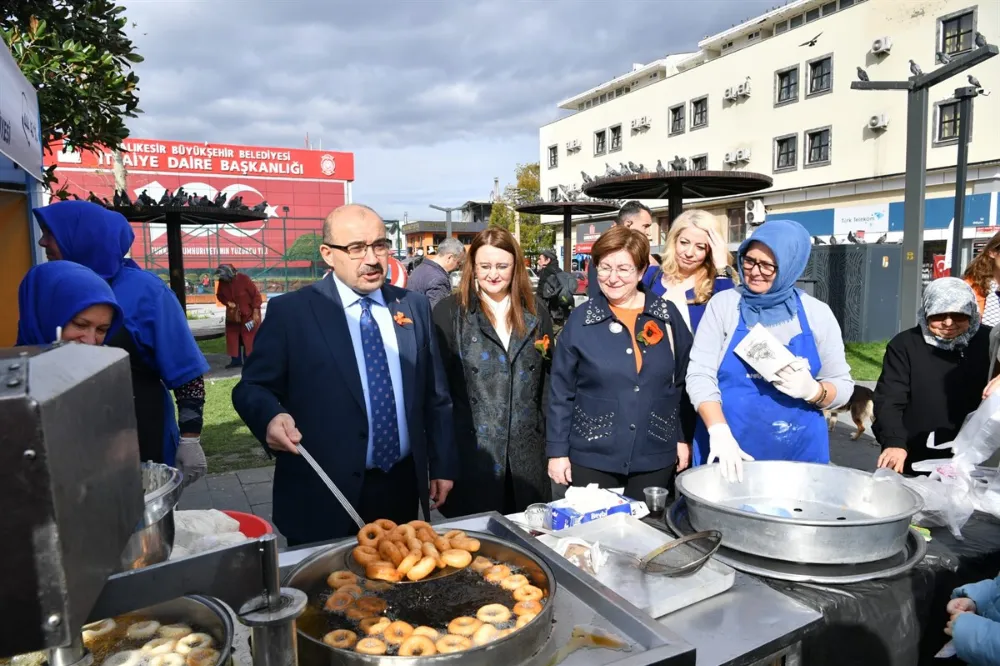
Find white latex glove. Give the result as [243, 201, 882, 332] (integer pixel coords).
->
[773, 358, 822, 402]
[706, 227, 730, 271]
[176, 436, 208, 486]
[707, 423, 754, 482]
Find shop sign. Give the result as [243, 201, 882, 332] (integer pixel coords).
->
[0, 42, 42, 180]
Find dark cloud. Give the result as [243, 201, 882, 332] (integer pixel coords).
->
[121, 0, 776, 216]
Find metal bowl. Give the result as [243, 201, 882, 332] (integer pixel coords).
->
[284, 531, 556, 665]
[119, 463, 183, 570]
[675, 461, 923, 564]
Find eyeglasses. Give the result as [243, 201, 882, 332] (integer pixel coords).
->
[475, 263, 512, 274]
[323, 238, 392, 260]
[596, 264, 637, 278]
[742, 256, 777, 278]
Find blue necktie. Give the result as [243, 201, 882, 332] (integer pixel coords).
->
[359, 297, 400, 472]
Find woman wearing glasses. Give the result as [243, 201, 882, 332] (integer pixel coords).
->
[547, 226, 695, 499]
[432, 227, 554, 517]
[686, 219, 853, 482]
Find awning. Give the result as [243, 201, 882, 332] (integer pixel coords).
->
[0, 41, 42, 181]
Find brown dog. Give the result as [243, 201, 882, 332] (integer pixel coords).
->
[824, 385, 875, 441]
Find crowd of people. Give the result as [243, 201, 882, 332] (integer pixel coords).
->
[14, 197, 1000, 662]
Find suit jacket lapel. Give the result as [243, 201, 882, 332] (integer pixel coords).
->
[385, 289, 417, 419]
[311, 276, 366, 412]
[508, 311, 539, 362]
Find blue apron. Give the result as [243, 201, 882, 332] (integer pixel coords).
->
[692, 292, 829, 465]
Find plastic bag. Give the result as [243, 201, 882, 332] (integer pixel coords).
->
[943, 391, 1000, 466]
[173, 509, 242, 550]
[873, 467, 975, 539]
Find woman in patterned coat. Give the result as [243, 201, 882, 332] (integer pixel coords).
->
[433, 227, 554, 517]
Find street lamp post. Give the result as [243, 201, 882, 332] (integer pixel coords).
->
[850, 44, 997, 328]
[950, 86, 978, 274]
[429, 204, 462, 241]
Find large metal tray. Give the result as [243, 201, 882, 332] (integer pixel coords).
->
[534, 514, 734, 619]
[667, 498, 928, 584]
[279, 512, 696, 665]
[675, 461, 923, 564]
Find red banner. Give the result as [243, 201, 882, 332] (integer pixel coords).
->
[933, 255, 950, 279]
[47, 138, 354, 182]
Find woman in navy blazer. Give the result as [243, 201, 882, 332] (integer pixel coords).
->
[547, 226, 695, 500]
[643, 209, 736, 333]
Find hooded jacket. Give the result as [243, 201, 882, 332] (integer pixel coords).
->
[17, 261, 124, 346]
[32, 201, 209, 463]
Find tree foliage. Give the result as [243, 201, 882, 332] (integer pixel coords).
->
[283, 232, 323, 264]
[489, 162, 553, 255]
[2, 1, 143, 191]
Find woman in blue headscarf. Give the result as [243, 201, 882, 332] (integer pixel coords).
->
[17, 261, 123, 346]
[32, 200, 209, 483]
[686, 219, 854, 481]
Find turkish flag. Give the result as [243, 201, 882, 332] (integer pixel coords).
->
[933, 255, 950, 278]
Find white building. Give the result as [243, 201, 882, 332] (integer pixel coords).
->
[538, 0, 1000, 273]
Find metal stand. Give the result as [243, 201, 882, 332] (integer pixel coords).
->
[86, 535, 305, 666]
[951, 86, 978, 274]
[165, 214, 187, 310]
[851, 44, 997, 327]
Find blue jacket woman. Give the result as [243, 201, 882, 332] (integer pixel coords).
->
[548, 226, 695, 500]
[686, 219, 853, 482]
[948, 574, 1000, 664]
[643, 209, 735, 334]
[17, 261, 123, 346]
[33, 201, 209, 479]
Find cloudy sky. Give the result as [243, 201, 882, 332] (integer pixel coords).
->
[121, 0, 776, 220]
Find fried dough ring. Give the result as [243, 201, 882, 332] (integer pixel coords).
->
[501, 574, 529, 591]
[383, 621, 414, 645]
[513, 584, 544, 602]
[374, 519, 398, 532]
[322, 629, 358, 649]
[355, 638, 387, 655]
[326, 570, 359, 589]
[476, 603, 512, 624]
[471, 556, 494, 573]
[398, 635, 437, 656]
[357, 523, 384, 547]
[484, 564, 511, 583]
[435, 635, 472, 654]
[352, 546, 380, 566]
[451, 537, 481, 552]
[406, 555, 437, 581]
[447, 617, 482, 637]
[513, 600, 543, 616]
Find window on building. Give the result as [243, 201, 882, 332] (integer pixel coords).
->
[940, 10, 975, 55]
[808, 56, 833, 95]
[609, 125, 623, 152]
[774, 20, 788, 35]
[690, 154, 708, 170]
[594, 129, 607, 155]
[691, 97, 708, 129]
[821, 2, 837, 15]
[805, 127, 831, 165]
[727, 207, 747, 244]
[937, 101, 961, 142]
[839, 0, 854, 7]
[806, 7, 820, 21]
[774, 135, 797, 171]
[548, 187, 558, 202]
[599, 93, 607, 103]
[776, 67, 799, 104]
[790, 14, 804, 28]
[669, 104, 685, 135]
[547, 145, 558, 169]
[458, 234, 474, 244]
[433, 235, 446, 246]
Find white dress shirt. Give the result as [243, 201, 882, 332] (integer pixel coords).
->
[332, 274, 410, 468]
[483, 293, 512, 350]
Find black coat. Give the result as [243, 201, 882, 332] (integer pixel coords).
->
[547, 285, 695, 474]
[432, 293, 553, 516]
[873, 325, 992, 472]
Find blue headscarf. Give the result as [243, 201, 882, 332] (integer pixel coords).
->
[17, 261, 124, 346]
[33, 201, 135, 279]
[736, 219, 812, 327]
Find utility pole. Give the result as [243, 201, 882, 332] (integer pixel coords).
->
[851, 43, 997, 328]
[429, 204, 462, 240]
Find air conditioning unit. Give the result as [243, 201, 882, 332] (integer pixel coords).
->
[724, 152, 738, 164]
[640, 116, 651, 128]
[868, 113, 889, 130]
[737, 82, 751, 97]
[746, 198, 767, 226]
[631, 119, 640, 129]
[735, 148, 752, 162]
[724, 87, 737, 101]
[872, 36, 892, 55]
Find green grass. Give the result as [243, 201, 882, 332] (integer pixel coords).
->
[198, 337, 227, 355]
[844, 341, 887, 382]
[202, 376, 272, 473]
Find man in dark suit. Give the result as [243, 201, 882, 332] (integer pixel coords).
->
[232, 204, 457, 545]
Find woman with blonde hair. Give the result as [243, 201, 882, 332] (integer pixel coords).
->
[433, 227, 553, 516]
[963, 230, 1000, 326]
[644, 209, 735, 333]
